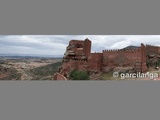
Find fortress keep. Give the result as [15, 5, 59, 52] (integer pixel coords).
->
[54, 38, 160, 80]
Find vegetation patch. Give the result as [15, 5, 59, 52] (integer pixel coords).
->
[69, 69, 90, 80]
[100, 72, 116, 80]
[29, 62, 62, 80]
[0, 65, 21, 80]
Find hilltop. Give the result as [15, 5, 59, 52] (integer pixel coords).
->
[121, 45, 139, 50]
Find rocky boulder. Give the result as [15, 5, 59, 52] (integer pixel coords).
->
[113, 66, 134, 73]
[102, 67, 113, 73]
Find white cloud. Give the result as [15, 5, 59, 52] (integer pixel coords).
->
[1, 35, 160, 56]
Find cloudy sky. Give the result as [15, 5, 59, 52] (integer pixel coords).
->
[0, 35, 160, 56]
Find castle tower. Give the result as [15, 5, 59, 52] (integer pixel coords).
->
[84, 38, 91, 57]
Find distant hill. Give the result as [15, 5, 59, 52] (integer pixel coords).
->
[0, 54, 63, 59]
[121, 45, 139, 50]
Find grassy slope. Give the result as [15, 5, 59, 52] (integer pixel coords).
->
[28, 62, 62, 80]
[0, 65, 21, 80]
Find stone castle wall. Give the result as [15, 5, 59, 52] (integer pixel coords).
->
[146, 44, 160, 55]
[88, 53, 103, 71]
[102, 48, 141, 68]
[61, 59, 88, 73]
[55, 39, 160, 80]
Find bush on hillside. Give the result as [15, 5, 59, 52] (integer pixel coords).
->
[69, 70, 90, 80]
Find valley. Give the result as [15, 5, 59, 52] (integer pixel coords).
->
[0, 57, 62, 80]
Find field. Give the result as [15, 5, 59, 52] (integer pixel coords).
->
[0, 57, 62, 80]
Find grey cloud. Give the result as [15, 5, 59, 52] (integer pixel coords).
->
[0, 35, 160, 56]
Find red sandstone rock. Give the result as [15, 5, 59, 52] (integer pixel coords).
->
[113, 67, 134, 73]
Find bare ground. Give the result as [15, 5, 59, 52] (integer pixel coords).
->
[0, 58, 62, 80]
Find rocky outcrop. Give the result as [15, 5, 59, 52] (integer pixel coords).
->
[102, 66, 113, 73]
[113, 66, 135, 73]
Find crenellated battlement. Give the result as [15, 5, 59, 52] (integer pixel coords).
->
[146, 44, 160, 48]
[70, 59, 87, 63]
[103, 49, 120, 52]
[103, 48, 140, 53]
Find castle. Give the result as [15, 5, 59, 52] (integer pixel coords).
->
[54, 38, 160, 80]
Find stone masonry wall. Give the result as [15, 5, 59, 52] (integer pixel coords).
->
[87, 53, 103, 71]
[55, 39, 156, 80]
[146, 45, 160, 55]
[102, 48, 141, 68]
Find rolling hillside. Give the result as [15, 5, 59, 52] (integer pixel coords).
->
[28, 62, 62, 80]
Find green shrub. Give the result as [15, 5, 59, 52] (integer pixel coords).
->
[69, 70, 90, 80]
[0, 60, 5, 64]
